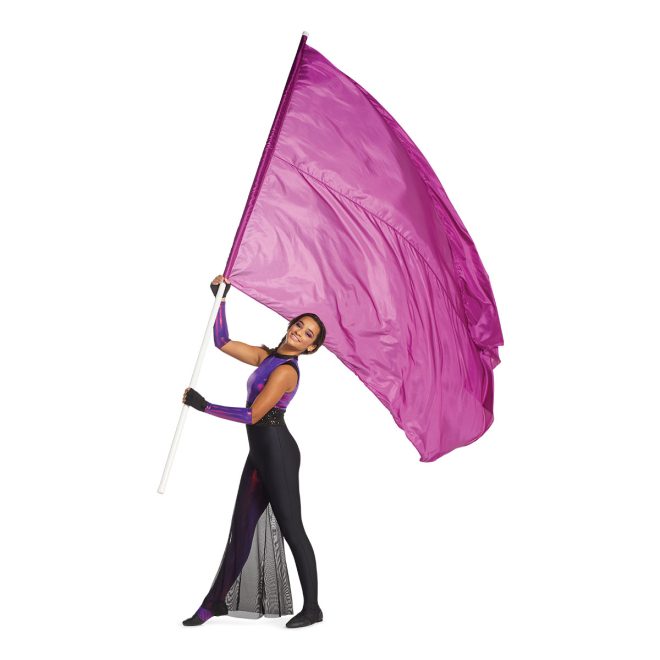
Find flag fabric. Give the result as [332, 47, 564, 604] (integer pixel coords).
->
[223, 34, 503, 462]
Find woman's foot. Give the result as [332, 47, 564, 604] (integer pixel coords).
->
[182, 603, 228, 626]
[285, 606, 323, 628]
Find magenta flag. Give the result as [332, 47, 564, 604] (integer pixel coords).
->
[223, 34, 503, 462]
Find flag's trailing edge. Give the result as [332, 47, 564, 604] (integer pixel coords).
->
[223, 33, 503, 462]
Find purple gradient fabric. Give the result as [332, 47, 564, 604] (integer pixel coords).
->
[213, 300, 230, 349]
[202, 352, 299, 425]
[203, 401, 253, 425]
[245, 353, 300, 409]
[204, 299, 300, 425]
[223, 35, 503, 462]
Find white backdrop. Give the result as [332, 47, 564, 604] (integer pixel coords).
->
[1, 1, 658, 658]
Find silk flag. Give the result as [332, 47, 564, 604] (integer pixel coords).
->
[222, 34, 503, 462]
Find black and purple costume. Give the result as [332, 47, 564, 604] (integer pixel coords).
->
[187, 296, 319, 621]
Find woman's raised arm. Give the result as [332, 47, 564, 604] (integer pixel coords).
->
[210, 275, 268, 367]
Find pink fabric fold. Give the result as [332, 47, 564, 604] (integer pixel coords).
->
[224, 35, 503, 461]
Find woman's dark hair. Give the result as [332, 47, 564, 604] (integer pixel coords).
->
[260, 312, 327, 357]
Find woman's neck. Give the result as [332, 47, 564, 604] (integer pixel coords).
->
[275, 343, 300, 357]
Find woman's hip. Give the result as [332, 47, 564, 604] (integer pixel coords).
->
[246, 422, 300, 464]
[246, 420, 296, 443]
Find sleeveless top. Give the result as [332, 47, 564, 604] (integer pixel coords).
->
[246, 351, 300, 425]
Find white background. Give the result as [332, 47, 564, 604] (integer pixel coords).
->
[1, 1, 658, 658]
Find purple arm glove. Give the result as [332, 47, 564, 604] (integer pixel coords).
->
[213, 299, 230, 349]
[204, 401, 253, 425]
[183, 387, 252, 425]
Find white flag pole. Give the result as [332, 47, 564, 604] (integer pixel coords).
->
[159, 32, 309, 492]
[157, 285, 228, 493]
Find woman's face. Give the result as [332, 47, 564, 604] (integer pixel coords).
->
[286, 316, 320, 353]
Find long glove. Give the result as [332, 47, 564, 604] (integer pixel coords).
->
[210, 283, 231, 349]
[183, 387, 252, 425]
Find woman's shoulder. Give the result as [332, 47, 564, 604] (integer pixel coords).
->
[270, 360, 300, 391]
[279, 362, 299, 392]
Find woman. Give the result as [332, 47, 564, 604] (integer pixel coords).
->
[180, 274, 326, 629]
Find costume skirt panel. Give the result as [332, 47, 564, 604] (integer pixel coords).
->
[225, 501, 293, 618]
[201, 410, 295, 618]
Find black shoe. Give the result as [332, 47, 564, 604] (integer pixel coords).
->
[182, 613, 206, 626]
[285, 606, 323, 628]
[182, 603, 228, 626]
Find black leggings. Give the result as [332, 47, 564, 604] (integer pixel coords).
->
[200, 423, 319, 613]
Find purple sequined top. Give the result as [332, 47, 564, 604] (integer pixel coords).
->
[246, 352, 300, 409]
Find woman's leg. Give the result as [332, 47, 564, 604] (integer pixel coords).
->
[248, 425, 319, 611]
[197, 453, 269, 616]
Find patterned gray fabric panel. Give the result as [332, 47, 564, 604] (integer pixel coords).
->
[225, 503, 294, 617]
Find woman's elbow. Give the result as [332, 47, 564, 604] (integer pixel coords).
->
[247, 406, 259, 425]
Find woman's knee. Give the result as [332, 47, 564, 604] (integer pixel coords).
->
[277, 514, 307, 543]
